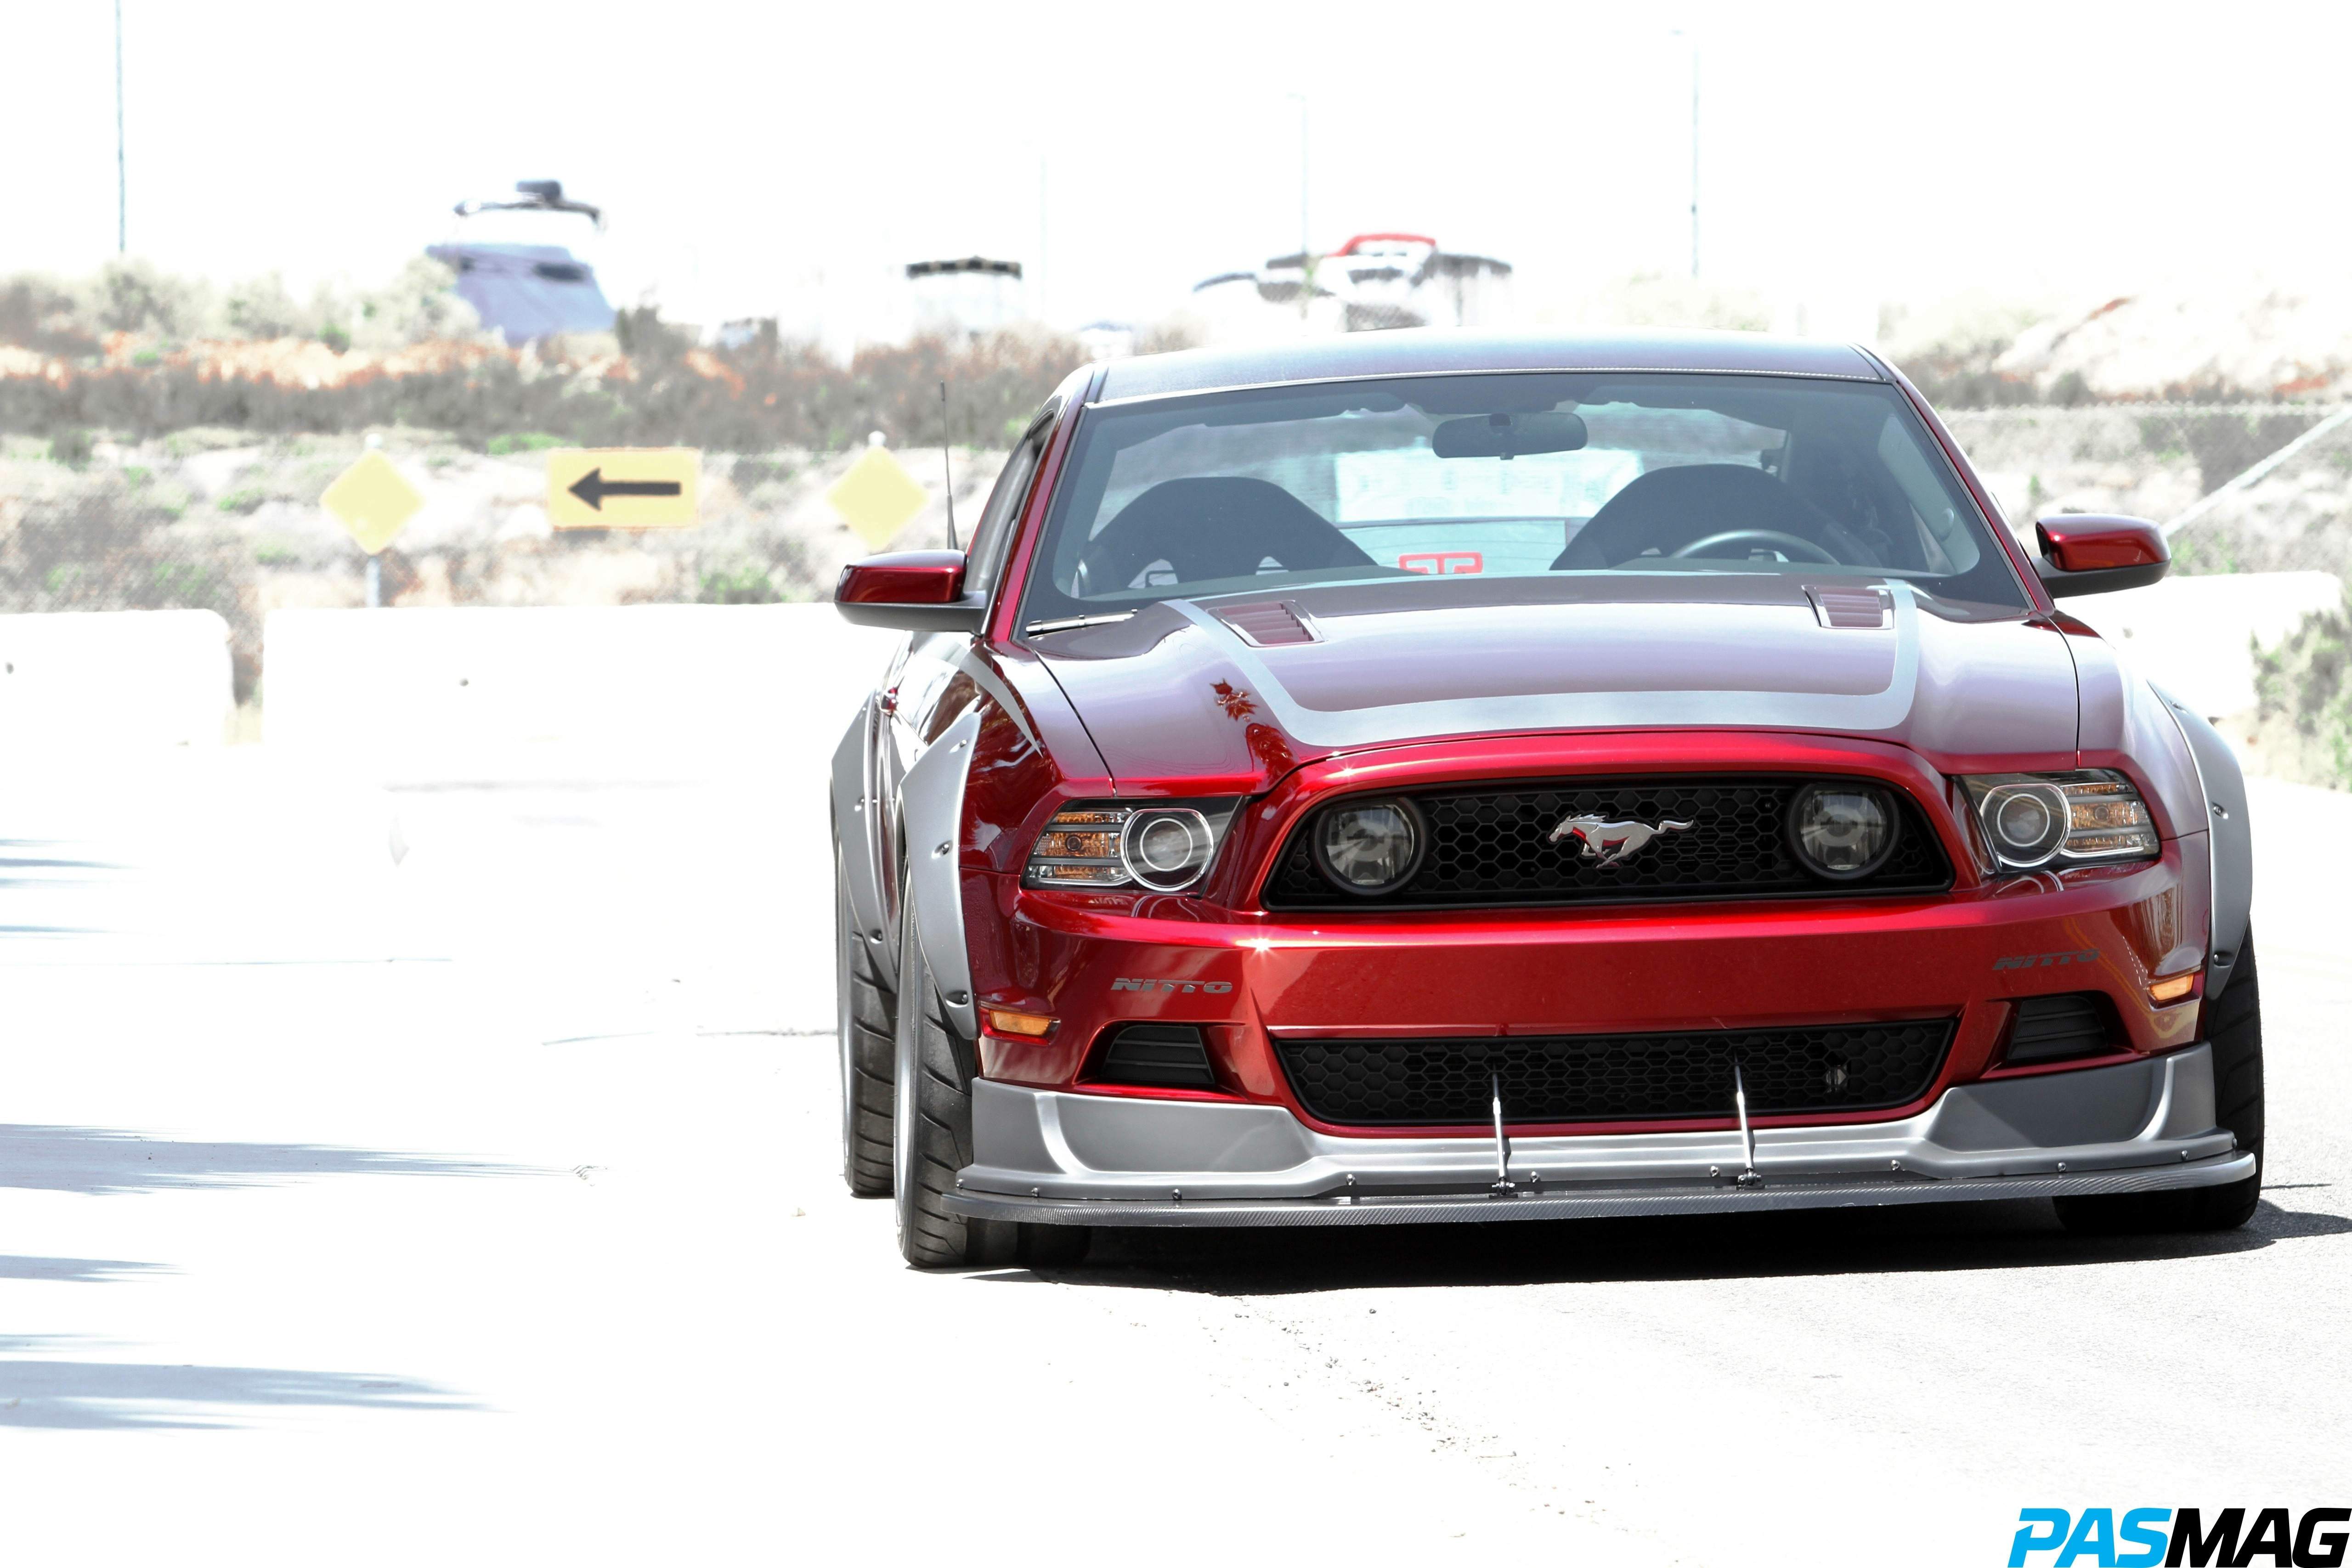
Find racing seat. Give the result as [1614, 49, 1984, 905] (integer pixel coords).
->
[1552, 463, 1844, 569]
[1077, 478, 1373, 591]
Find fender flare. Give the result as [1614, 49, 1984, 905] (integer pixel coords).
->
[899, 705, 981, 1038]
[2153, 683, 2253, 1001]
[830, 697, 896, 992]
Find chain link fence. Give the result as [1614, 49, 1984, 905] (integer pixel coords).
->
[1939, 402, 2352, 577]
[1944, 403, 2352, 787]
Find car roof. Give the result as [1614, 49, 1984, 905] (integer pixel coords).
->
[1092, 327, 1884, 403]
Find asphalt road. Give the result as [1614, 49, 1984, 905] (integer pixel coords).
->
[0, 746, 2345, 1565]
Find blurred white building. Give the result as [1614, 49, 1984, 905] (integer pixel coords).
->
[1076, 321, 1139, 359]
[1192, 233, 1514, 344]
[907, 257, 1025, 338]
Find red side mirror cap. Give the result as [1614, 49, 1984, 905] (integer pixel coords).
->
[838, 550, 966, 605]
[834, 550, 986, 631]
[2032, 515, 2169, 597]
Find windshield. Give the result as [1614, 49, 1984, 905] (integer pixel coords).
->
[1019, 372, 2027, 622]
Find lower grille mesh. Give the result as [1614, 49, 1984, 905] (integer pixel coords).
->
[1277, 1021, 1955, 1127]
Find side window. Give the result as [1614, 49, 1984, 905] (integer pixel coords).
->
[964, 407, 1054, 596]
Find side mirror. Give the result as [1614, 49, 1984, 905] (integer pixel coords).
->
[833, 550, 987, 632]
[2032, 514, 2169, 597]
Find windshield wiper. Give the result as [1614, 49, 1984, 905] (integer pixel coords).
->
[1023, 612, 1136, 636]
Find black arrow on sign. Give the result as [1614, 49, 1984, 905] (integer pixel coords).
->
[568, 467, 683, 511]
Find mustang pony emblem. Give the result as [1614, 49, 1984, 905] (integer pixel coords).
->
[1549, 812, 1696, 868]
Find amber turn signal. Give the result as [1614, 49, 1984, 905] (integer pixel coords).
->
[2148, 972, 2198, 1005]
[980, 1007, 1057, 1038]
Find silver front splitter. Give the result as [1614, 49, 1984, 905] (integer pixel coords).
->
[943, 1152, 2256, 1228]
[943, 1044, 2247, 1229]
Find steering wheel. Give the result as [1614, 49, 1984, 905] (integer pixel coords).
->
[1670, 528, 1840, 564]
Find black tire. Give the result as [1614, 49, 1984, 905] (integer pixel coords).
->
[891, 904, 1090, 1269]
[836, 858, 895, 1198]
[2055, 931, 2264, 1235]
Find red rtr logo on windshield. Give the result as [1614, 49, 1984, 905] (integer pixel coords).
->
[1993, 950, 2099, 971]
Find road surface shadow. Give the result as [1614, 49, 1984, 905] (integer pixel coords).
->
[0, 845, 121, 872]
[0, 1125, 529, 1196]
[0, 1339, 477, 1429]
[1035, 1196, 2350, 1295]
[0, 840, 122, 938]
[0, 1256, 167, 1284]
[0, 843, 125, 891]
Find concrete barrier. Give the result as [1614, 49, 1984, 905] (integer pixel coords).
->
[263, 604, 903, 782]
[2063, 570, 2341, 719]
[0, 609, 234, 749]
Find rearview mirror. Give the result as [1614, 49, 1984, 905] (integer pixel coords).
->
[834, 550, 987, 632]
[1431, 410, 1588, 460]
[2031, 515, 2169, 597]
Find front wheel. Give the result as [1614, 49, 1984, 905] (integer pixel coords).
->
[2055, 932, 2264, 1235]
[891, 904, 1090, 1270]
[836, 859, 895, 1198]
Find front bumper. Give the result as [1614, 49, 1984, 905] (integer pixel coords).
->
[942, 1043, 2250, 1228]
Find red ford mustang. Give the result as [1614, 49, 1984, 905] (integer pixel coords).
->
[830, 330, 2261, 1269]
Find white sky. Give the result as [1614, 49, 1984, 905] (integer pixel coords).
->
[10, 0, 2352, 346]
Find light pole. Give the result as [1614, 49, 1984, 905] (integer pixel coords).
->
[1286, 92, 1310, 317]
[1279, 96, 1317, 253]
[1685, 32, 1700, 279]
[1294, 94, 1309, 262]
[114, 0, 126, 253]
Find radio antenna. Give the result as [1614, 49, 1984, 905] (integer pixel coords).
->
[939, 380, 958, 551]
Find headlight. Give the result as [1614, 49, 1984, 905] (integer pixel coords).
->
[1787, 782, 1898, 880]
[1312, 798, 1424, 896]
[1961, 770, 2159, 871]
[1023, 800, 1238, 892]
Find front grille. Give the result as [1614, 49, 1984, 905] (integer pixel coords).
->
[1276, 1021, 1955, 1127]
[1262, 775, 1951, 910]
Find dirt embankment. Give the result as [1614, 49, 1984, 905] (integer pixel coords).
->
[1, 299, 1082, 456]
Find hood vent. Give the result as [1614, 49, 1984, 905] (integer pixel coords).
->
[1220, 601, 1318, 647]
[1808, 587, 1889, 629]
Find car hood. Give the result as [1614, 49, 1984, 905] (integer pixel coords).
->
[1032, 574, 2078, 790]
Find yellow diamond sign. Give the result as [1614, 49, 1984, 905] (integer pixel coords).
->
[320, 451, 425, 555]
[826, 444, 930, 551]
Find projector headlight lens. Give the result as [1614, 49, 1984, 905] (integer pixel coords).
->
[1121, 808, 1215, 891]
[1313, 799, 1424, 895]
[1980, 781, 2070, 867]
[1023, 800, 1237, 892]
[1962, 771, 2158, 871]
[1788, 783, 1898, 879]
